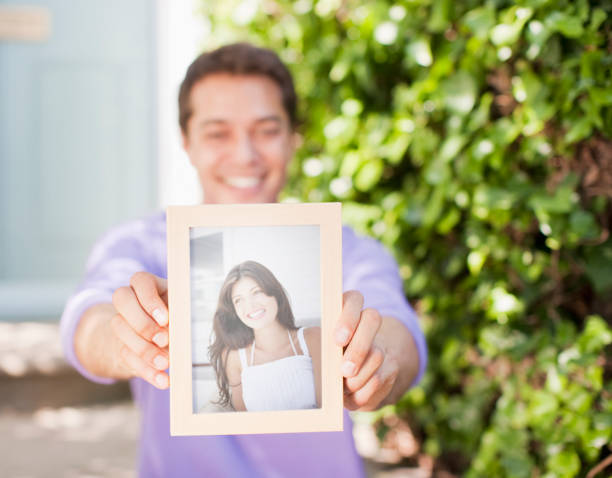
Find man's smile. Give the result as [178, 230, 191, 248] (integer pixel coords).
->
[222, 176, 264, 190]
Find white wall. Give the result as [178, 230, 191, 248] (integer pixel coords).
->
[156, 0, 205, 207]
[222, 226, 321, 322]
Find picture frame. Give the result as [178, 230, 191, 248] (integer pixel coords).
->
[167, 202, 343, 436]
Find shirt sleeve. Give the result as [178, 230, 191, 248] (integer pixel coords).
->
[59, 220, 153, 384]
[342, 226, 427, 387]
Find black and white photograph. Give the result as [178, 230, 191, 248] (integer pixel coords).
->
[190, 225, 322, 414]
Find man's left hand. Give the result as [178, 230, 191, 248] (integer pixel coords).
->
[335, 290, 406, 411]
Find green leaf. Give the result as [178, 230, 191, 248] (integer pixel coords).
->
[467, 249, 487, 275]
[383, 134, 411, 164]
[437, 208, 461, 234]
[585, 365, 603, 391]
[569, 210, 599, 240]
[547, 449, 580, 478]
[564, 385, 593, 414]
[488, 286, 523, 320]
[583, 243, 612, 293]
[473, 185, 516, 211]
[406, 37, 433, 67]
[341, 98, 363, 117]
[490, 7, 532, 46]
[422, 187, 445, 227]
[428, 0, 452, 33]
[439, 135, 467, 162]
[354, 159, 383, 191]
[340, 151, 362, 177]
[546, 11, 584, 38]
[442, 72, 478, 115]
[528, 390, 559, 419]
[545, 366, 568, 394]
[500, 451, 532, 478]
[491, 22, 521, 46]
[590, 87, 612, 106]
[424, 159, 451, 185]
[342, 202, 381, 227]
[463, 7, 495, 38]
[324, 116, 349, 139]
[566, 116, 592, 144]
[577, 315, 612, 354]
[528, 185, 576, 215]
[589, 8, 607, 32]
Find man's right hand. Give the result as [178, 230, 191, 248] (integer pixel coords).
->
[109, 272, 170, 389]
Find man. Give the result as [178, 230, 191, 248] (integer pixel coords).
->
[61, 43, 427, 477]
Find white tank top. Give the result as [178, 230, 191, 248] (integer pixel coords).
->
[238, 327, 317, 412]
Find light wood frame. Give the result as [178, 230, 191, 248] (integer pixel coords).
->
[167, 203, 343, 436]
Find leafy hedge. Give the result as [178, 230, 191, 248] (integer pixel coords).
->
[201, 1, 612, 476]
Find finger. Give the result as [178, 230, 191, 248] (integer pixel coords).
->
[111, 314, 168, 371]
[130, 272, 169, 326]
[120, 345, 169, 390]
[112, 286, 168, 346]
[334, 290, 364, 346]
[344, 345, 385, 394]
[342, 308, 381, 378]
[344, 362, 397, 411]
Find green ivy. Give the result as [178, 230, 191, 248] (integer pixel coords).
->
[201, 1, 612, 475]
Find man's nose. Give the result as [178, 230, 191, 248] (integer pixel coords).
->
[233, 131, 259, 165]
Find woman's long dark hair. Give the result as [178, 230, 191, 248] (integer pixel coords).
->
[209, 260, 297, 408]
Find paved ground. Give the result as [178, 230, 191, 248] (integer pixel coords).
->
[1, 322, 137, 478]
[2, 402, 139, 478]
[1, 322, 427, 478]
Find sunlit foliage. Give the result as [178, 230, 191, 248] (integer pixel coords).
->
[201, 1, 612, 475]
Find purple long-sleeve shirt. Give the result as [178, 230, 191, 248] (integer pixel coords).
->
[60, 211, 427, 478]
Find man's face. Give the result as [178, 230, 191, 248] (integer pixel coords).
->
[182, 73, 296, 204]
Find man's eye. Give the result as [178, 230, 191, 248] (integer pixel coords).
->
[205, 131, 228, 140]
[257, 128, 280, 137]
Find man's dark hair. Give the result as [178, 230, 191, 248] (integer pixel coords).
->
[178, 43, 298, 134]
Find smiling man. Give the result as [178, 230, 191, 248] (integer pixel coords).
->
[60, 43, 427, 477]
[181, 72, 294, 205]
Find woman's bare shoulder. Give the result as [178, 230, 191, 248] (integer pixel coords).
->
[304, 326, 321, 345]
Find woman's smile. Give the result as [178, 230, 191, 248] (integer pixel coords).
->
[247, 308, 266, 320]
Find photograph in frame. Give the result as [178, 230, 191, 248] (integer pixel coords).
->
[167, 203, 343, 436]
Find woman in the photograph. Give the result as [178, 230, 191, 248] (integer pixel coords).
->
[209, 260, 321, 412]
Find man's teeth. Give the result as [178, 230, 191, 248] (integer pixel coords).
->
[224, 177, 261, 189]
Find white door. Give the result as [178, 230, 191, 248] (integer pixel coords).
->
[0, 0, 157, 319]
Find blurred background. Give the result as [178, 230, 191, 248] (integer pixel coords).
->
[1, 0, 611, 477]
[1, 1, 201, 476]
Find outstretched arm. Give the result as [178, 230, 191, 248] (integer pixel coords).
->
[73, 272, 170, 389]
[339, 227, 426, 411]
[74, 303, 132, 380]
[226, 349, 247, 411]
